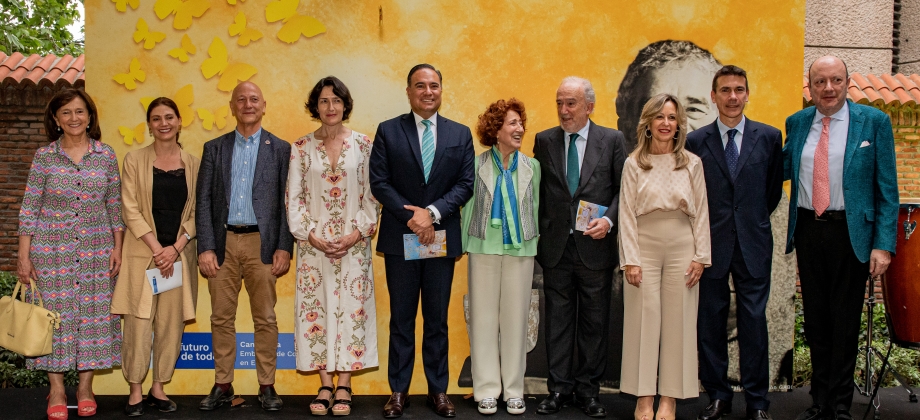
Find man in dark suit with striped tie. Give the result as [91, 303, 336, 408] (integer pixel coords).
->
[687, 65, 783, 420]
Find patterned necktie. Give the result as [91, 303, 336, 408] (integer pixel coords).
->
[813, 117, 831, 215]
[725, 128, 739, 176]
[566, 133, 580, 195]
[421, 119, 435, 182]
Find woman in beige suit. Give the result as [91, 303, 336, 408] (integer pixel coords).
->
[112, 97, 200, 417]
[618, 93, 711, 420]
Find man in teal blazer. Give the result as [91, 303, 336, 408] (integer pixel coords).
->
[783, 56, 898, 420]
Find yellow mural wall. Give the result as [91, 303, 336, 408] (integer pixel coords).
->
[86, 0, 805, 395]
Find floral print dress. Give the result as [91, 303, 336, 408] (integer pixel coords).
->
[19, 140, 125, 371]
[286, 131, 379, 372]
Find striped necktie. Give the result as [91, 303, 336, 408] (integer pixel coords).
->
[421, 119, 434, 182]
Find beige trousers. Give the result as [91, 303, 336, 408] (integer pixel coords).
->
[209, 231, 278, 385]
[620, 210, 700, 399]
[122, 277, 185, 384]
[468, 253, 534, 401]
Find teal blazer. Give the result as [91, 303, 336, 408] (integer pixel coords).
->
[782, 100, 898, 262]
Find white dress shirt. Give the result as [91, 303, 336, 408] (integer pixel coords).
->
[413, 111, 443, 222]
[716, 115, 746, 153]
[797, 102, 849, 211]
[564, 122, 612, 231]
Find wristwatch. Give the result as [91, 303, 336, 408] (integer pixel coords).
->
[427, 208, 436, 222]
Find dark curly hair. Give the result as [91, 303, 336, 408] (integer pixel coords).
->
[305, 76, 354, 121]
[43, 88, 102, 141]
[476, 98, 527, 147]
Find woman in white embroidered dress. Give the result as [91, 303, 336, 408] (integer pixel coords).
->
[286, 76, 378, 416]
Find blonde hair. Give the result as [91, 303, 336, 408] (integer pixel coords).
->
[631, 93, 689, 170]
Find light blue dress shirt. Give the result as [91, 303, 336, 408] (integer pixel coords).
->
[228, 128, 261, 225]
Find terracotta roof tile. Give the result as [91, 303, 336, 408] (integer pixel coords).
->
[0, 53, 85, 88]
[804, 72, 920, 108]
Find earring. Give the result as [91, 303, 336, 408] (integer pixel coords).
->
[56, 126, 63, 133]
[644, 129, 652, 139]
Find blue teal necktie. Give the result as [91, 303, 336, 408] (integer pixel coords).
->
[566, 133, 580, 195]
[421, 120, 434, 182]
[725, 128, 739, 176]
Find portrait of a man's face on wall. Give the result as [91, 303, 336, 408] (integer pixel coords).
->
[616, 40, 722, 153]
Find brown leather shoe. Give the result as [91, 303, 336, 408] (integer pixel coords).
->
[427, 393, 456, 417]
[383, 392, 409, 418]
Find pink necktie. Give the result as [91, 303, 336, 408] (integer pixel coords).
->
[812, 117, 831, 215]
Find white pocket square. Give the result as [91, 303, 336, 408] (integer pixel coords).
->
[860, 141, 871, 148]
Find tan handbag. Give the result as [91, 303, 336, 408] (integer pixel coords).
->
[0, 281, 61, 357]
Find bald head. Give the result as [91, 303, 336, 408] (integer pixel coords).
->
[230, 81, 266, 134]
[808, 56, 849, 116]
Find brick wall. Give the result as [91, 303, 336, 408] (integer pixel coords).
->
[0, 86, 63, 273]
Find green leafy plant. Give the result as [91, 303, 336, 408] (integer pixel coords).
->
[0, 0, 83, 56]
[0, 272, 78, 388]
[793, 297, 920, 388]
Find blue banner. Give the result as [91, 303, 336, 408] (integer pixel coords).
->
[176, 332, 296, 370]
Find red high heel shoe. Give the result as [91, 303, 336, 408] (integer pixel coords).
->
[46, 394, 68, 420]
[77, 393, 96, 417]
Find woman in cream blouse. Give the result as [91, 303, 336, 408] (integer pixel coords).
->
[461, 98, 540, 415]
[618, 93, 711, 420]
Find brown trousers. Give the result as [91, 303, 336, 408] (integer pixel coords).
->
[122, 281, 185, 384]
[208, 231, 278, 385]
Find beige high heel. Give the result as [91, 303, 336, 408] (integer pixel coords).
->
[654, 396, 676, 420]
[635, 396, 655, 420]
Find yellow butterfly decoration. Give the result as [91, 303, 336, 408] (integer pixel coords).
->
[154, 0, 211, 30]
[168, 34, 197, 63]
[265, 0, 326, 44]
[119, 123, 147, 146]
[198, 105, 230, 130]
[227, 0, 245, 4]
[141, 84, 196, 128]
[200, 37, 258, 92]
[113, 58, 146, 91]
[112, 0, 139, 12]
[229, 12, 263, 46]
[133, 18, 166, 50]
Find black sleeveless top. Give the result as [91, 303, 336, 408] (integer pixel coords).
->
[152, 167, 188, 246]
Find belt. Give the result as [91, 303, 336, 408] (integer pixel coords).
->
[799, 207, 846, 222]
[226, 224, 259, 233]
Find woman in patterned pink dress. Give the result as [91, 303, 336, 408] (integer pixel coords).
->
[17, 89, 125, 419]
[286, 76, 378, 416]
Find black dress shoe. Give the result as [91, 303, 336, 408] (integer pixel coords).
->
[699, 399, 732, 420]
[795, 405, 825, 420]
[426, 393, 456, 417]
[747, 409, 772, 420]
[258, 385, 283, 411]
[199, 384, 234, 411]
[146, 391, 177, 412]
[577, 396, 607, 418]
[834, 409, 853, 420]
[537, 392, 574, 414]
[124, 400, 144, 417]
[383, 392, 409, 418]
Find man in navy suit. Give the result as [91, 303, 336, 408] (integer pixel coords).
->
[784, 56, 897, 420]
[369, 64, 475, 418]
[196, 81, 294, 411]
[687, 65, 783, 420]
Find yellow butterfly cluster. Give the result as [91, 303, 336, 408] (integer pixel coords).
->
[265, 0, 326, 44]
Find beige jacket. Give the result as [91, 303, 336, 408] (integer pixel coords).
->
[112, 144, 200, 321]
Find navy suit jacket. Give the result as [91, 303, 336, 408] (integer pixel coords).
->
[782, 100, 898, 261]
[369, 112, 475, 257]
[196, 129, 294, 265]
[687, 118, 783, 279]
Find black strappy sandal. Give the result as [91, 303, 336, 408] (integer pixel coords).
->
[331, 386, 352, 416]
[310, 385, 335, 415]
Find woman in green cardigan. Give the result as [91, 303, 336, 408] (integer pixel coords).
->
[461, 98, 540, 415]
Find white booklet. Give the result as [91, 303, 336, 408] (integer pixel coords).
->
[145, 262, 182, 295]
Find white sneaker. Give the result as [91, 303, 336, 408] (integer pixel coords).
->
[477, 397, 498, 415]
[506, 398, 526, 415]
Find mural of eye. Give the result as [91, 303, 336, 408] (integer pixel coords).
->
[228, 11, 263, 46]
[168, 34, 197, 63]
[264, 0, 326, 44]
[154, 0, 211, 30]
[141, 84, 197, 128]
[200, 37, 258, 92]
[197, 105, 230, 130]
[118, 122, 146, 146]
[111, 0, 139, 12]
[113, 58, 146, 90]
[133, 18, 166, 50]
